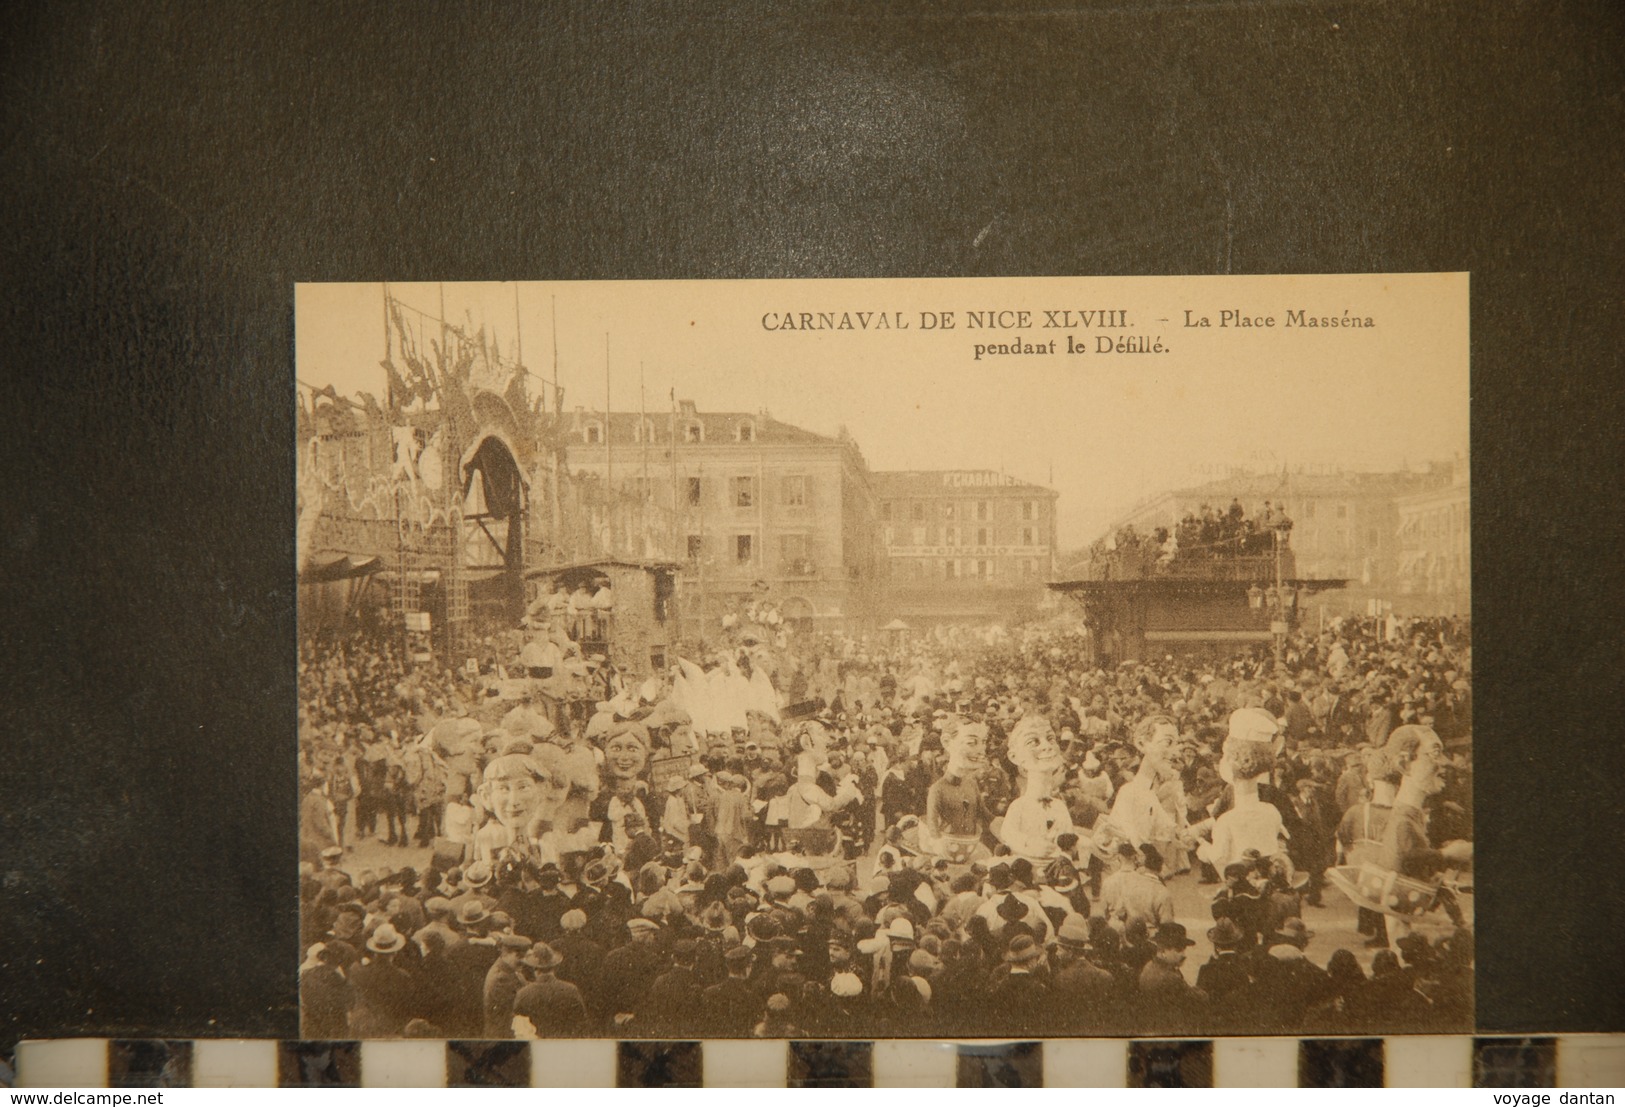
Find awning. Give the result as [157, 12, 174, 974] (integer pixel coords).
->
[300, 554, 384, 583]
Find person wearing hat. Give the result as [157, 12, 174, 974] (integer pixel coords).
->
[1255, 917, 1331, 1028]
[348, 924, 414, 1037]
[511, 942, 588, 1036]
[701, 945, 758, 1037]
[1196, 918, 1253, 1006]
[640, 938, 705, 1036]
[299, 940, 358, 1039]
[599, 915, 665, 1031]
[482, 931, 532, 1038]
[986, 933, 1050, 1031]
[1049, 913, 1118, 1029]
[313, 845, 352, 896]
[549, 908, 606, 1021]
[1138, 923, 1206, 1025]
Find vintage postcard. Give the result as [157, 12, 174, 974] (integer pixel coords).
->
[294, 274, 1470, 1040]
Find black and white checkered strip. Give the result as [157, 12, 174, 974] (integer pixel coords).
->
[9, 1036, 1622, 1088]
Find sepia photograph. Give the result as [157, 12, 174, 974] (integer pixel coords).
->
[295, 274, 1471, 1041]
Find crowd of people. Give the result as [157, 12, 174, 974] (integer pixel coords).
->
[299, 606, 1472, 1040]
[1088, 498, 1295, 578]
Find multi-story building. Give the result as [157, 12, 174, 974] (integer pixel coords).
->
[1395, 460, 1470, 615]
[872, 470, 1060, 624]
[556, 401, 885, 633]
[1093, 466, 1461, 613]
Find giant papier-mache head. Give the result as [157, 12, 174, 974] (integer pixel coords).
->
[602, 722, 651, 786]
[942, 719, 990, 778]
[480, 739, 570, 834]
[1006, 714, 1062, 780]
[1219, 706, 1281, 785]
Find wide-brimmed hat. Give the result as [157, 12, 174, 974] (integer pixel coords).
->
[1153, 923, 1197, 949]
[581, 859, 613, 888]
[1207, 919, 1247, 950]
[1270, 918, 1314, 948]
[523, 941, 563, 970]
[1056, 913, 1091, 950]
[463, 861, 494, 889]
[457, 900, 490, 927]
[995, 893, 1030, 923]
[367, 923, 407, 954]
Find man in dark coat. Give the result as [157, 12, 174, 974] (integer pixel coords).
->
[512, 942, 589, 1036]
[1137, 923, 1206, 1031]
[985, 934, 1050, 1036]
[599, 917, 666, 1030]
[639, 938, 705, 1036]
[552, 908, 607, 1022]
[300, 941, 357, 1038]
[482, 933, 531, 1038]
[700, 944, 758, 1037]
[1048, 915, 1119, 1034]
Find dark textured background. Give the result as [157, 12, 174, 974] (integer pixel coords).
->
[2, 0, 1621, 1049]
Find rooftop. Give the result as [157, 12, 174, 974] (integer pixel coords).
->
[554, 404, 838, 446]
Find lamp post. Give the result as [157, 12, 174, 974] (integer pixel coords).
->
[1248, 523, 1295, 673]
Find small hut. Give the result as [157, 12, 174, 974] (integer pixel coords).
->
[524, 558, 680, 679]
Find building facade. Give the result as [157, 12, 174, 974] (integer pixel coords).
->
[872, 470, 1060, 624]
[557, 401, 885, 633]
[1394, 461, 1470, 615]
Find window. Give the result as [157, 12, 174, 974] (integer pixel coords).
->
[977, 501, 989, 521]
[978, 559, 991, 578]
[783, 474, 807, 507]
[883, 525, 894, 545]
[1022, 501, 1035, 521]
[733, 476, 755, 508]
[736, 534, 753, 562]
[977, 528, 989, 547]
[911, 502, 925, 522]
[633, 419, 657, 443]
[686, 535, 703, 561]
[911, 526, 927, 545]
[945, 560, 957, 580]
[736, 420, 755, 442]
[684, 422, 704, 443]
[880, 500, 892, 521]
[686, 477, 702, 506]
[781, 533, 808, 562]
[944, 526, 957, 547]
[584, 422, 603, 445]
[943, 502, 956, 521]
[1021, 527, 1035, 546]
